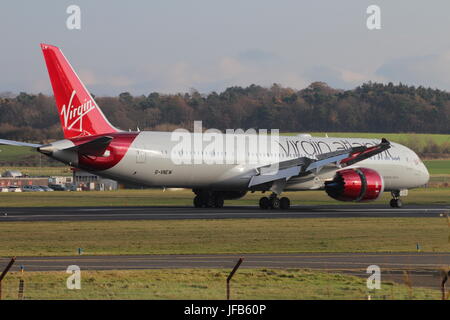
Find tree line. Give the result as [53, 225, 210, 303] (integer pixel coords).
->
[1, 81, 450, 143]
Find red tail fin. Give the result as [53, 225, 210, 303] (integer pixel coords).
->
[40, 44, 118, 139]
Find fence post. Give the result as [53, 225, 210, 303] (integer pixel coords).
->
[403, 270, 413, 299]
[227, 258, 243, 300]
[446, 211, 450, 244]
[441, 270, 449, 300]
[18, 279, 24, 300]
[0, 256, 16, 300]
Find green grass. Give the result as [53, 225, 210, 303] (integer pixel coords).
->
[0, 166, 71, 177]
[0, 145, 37, 162]
[0, 269, 441, 300]
[0, 187, 448, 207]
[0, 145, 60, 167]
[424, 160, 450, 175]
[0, 217, 449, 256]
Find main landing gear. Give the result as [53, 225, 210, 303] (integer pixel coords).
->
[259, 193, 290, 210]
[390, 190, 403, 208]
[193, 191, 224, 208]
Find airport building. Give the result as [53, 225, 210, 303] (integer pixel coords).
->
[71, 168, 118, 191]
[0, 169, 117, 191]
[0, 171, 49, 188]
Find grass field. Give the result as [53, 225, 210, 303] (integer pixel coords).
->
[0, 269, 441, 300]
[0, 187, 448, 207]
[0, 166, 71, 177]
[0, 217, 449, 256]
[0, 145, 38, 163]
[0, 145, 60, 167]
[424, 160, 450, 175]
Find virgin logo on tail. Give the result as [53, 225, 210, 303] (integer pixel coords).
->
[60, 90, 96, 133]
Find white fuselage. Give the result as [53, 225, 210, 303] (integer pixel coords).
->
[84, 132, 430, 192]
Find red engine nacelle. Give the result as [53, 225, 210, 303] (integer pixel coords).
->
[325, 168, 384, 202]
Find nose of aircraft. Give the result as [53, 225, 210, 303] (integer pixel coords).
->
[420, 162, 430, 186]
[404, 144, 430, 187]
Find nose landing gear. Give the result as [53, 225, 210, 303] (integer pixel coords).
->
[390, 190, 403, 208]
[259, 193, 290, 210]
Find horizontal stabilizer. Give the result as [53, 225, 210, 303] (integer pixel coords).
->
[65, 136, 113, 156]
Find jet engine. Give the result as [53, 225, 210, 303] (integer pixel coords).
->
[324, 168, 384, 202]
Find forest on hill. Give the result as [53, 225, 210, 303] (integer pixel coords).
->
[0, 81, 449, 143]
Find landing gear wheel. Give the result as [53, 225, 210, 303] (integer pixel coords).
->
[214, 195, 224, 208]
[193, 190, 227, 209]
[193, 195, 202, 208]
[390, 199, 402, 208]
[270, 197, 281, 210]
[389, 199, 396, 208]
[259, 197, 270, 209]
[390, 191, 403, 208]
[280, 197, 290, 210]
[206, 197, 215, 208]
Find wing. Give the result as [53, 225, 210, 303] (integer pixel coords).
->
[248, 138, 391, 188]
[0, 138, 42, 148]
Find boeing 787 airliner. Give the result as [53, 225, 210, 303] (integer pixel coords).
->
[0, 44, 430, 209]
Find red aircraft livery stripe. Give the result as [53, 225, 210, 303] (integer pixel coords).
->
[71, 132, 139, 171]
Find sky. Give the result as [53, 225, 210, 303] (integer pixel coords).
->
[1, 0, 450, 95]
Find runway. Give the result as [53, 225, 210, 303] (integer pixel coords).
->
[0, 204, 448, 222]
[2, 252, 449, 272]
